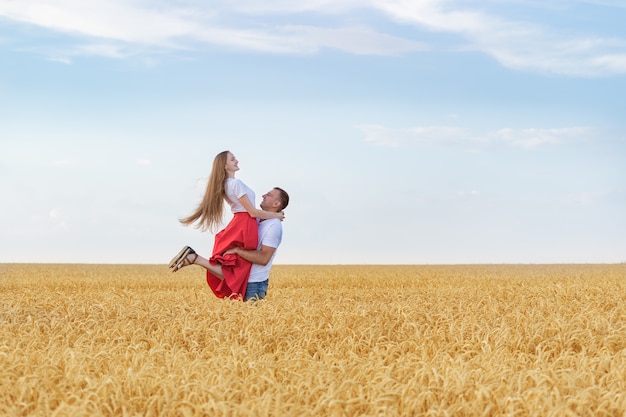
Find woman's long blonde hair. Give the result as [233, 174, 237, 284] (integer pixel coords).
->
[180, 150, 230, 231]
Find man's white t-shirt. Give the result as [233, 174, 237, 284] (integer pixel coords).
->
[248, 218, 283, 283]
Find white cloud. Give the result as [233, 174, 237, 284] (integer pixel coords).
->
[136, 159, 152, 165]
[578, 0, 626, 8]
[281, 25, 428, 55]
[1, 0, 625, 75]
[489, 127, 593, 149]
[358, 124, 468, 147]
[48, 56, 72, 64]
[77, 43, 132, 59]
[591, 53, 626, 73]
[0, 1, 199, 45]
[0, 0, 424, 57]
[359, 124, 596, 149]
[565, 188, 626, 206]
[374, 0, 494, 33]
[190, 24, 426, 55]
[48, 208, 68, 229]
[226, 0, 366, 14]
[372, 0, 626, 76]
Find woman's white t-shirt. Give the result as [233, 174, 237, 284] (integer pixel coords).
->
[224, 178, 255, 214]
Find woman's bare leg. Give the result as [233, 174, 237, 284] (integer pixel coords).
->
[187, 253, 224, 279]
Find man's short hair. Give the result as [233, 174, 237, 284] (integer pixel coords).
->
[274, 187, 289, 211]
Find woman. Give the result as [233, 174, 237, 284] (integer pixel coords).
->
[169, 150, 284, 299]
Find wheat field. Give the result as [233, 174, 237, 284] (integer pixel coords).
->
[1, 263, 625, 416]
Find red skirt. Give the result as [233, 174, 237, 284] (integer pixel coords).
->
[206, 212, 258, 300]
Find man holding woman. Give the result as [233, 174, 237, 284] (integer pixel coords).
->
[169, 150, 289, 301]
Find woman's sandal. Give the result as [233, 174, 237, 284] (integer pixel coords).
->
[169, 246, 198, 272]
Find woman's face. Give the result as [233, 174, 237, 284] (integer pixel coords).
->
[224, 152, 239, 174]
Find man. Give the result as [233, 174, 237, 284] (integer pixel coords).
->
[226, 187, 288, 301]
[170, 187, 289, 301]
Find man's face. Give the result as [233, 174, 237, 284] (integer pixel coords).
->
[260, 189, 281, 212]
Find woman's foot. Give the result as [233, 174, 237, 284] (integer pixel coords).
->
[169, 246, 198, 272]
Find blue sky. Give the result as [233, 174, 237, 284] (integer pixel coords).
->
[1, 0, 625, 264]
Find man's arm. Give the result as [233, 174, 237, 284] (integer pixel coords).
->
[226, 245, 276, 266]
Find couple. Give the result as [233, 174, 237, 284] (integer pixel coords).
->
[169, 150, 289, 302]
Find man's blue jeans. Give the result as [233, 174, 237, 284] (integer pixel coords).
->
[245, 280, 268, 301]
